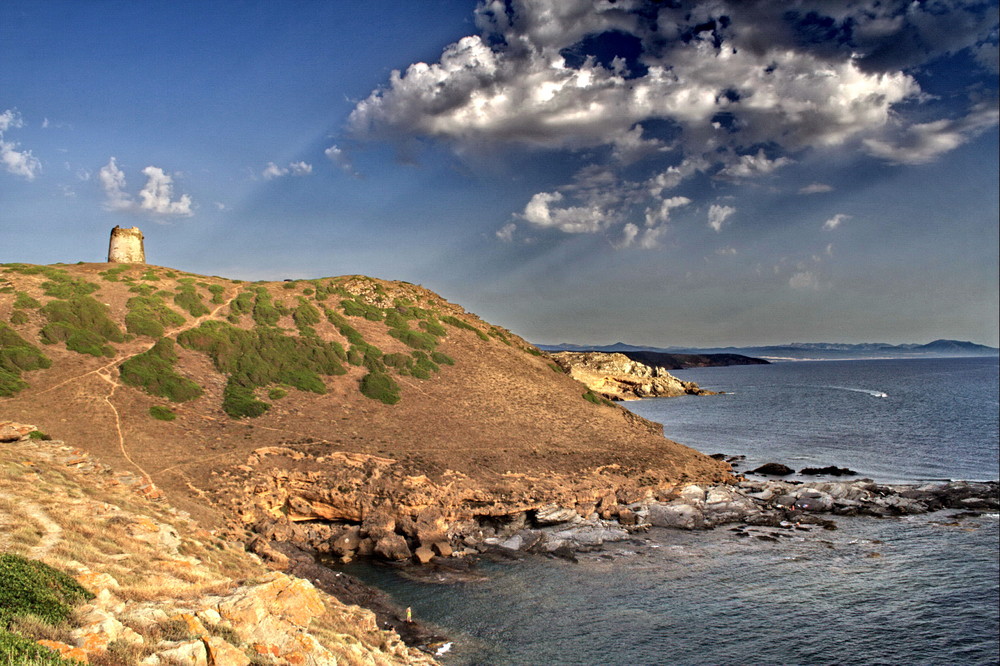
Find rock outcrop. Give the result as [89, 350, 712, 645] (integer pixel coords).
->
[0, 421, 437, 665]
[551, 351, 716, 400]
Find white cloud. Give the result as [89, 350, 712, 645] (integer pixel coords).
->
[789, 271, 820, 290]
[519, 190, 613, 234]
[644, 196, 691, 227]
[138, 166, 193, 216]
[263, 160, 314, 179]
[324, 144, 357, 175]
[823, 213, 850, 230]
[0, 109, 41, 180]
[863, 102, 999, 165]
[496, 222, 517, 242]
[716, 246, 738, 255]
[800, 182, 833, 194]
[98, 157, 132, 211]
[716, 149, 793, 180]
[708, 204, 736, 232]
[99, 157, 193, 217]
[351, 0, 997, 242]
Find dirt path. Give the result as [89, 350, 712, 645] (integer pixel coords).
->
[0, 492, 63, 559]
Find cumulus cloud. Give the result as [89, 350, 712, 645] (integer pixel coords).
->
[349, 0, 998, 245]
[823, 213, 850, 230]
[800, 182, 834, 195]
[708, 204, 736, 232]
[0, 109, 42, 180]
[496, 222, 517, 242]
[324, 144, 357, 175]
[263, 160, 313, 179]
[99, 157, 193, 217]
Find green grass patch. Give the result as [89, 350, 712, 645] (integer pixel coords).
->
[178, 321, 347, 417]
[360, 370, 400, 405]
[431, 351, 454, 366]
[173, 284, 210, 317]
[207, 284, 225, 304]
[583, 391, 617, 407]
[141, 269, 160, 281]
[442, 315, 489, 340]
[39, 297, 124, 357]
[27, 430, 51, 440]
[292, 298, 321, 331]
[341, 298, 383, 321]
[98, 265, 131, 282]
[268, 387, 287, 400]
[0, 629, 77, 664]
[9, 310, 29, 325]
[251, 289, 280, 326]
[325, 309, 366, 346]
[149, 405, 177, 421]
[125, 295, 186, 338]
[387, 327, 438, 351]
[0, 323, 52, 397]
[3, 265, 99, 299]
[0, 554, 93, 627]
[119, 338, 204, 402]
[13, 292, 41, 309]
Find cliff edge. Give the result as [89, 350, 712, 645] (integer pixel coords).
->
[550, 351, 717, 401]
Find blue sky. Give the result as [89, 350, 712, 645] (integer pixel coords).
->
[2, 1, 998, 347]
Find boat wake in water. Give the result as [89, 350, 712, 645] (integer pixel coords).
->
[827, 385, 888, 398]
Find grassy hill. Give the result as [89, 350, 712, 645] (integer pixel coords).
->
[1, 262, 730, 548]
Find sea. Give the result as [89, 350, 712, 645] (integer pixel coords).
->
[339, 357, 1000, 665]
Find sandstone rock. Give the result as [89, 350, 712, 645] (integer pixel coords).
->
[37, 639, 90, 663]
[374, 533, 412, 561]
[414, 545, 435, 564]
[217, 572, 325, 628]
[203, 636, 250, 666]
[550, 352, 715, 400]
[0, 422, 35, 442]
[432, 541, 453, 557]
[144, 639, 207, 665]
[533, 503, 580, 526]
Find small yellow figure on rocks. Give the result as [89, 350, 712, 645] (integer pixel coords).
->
[405, 607, 412, 623]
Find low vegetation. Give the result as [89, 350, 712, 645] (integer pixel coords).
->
[125, 294, 185, 338]
[119, 338, 204, 403]
[0, 323, 52, 396]
[39, 296, 124, 357]
[149, 405, 177, 421]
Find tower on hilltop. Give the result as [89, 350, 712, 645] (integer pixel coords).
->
[107, 226, 145, 263]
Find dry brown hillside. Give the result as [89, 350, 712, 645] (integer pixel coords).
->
[1, 262, 730, 562]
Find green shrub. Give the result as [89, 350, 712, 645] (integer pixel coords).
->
[207, 284, 225, 304]
[583, 391, 617, 407]
[387, 327, 437, 351]
[125, 295, 186, 338]
[431, 351, 454, 366]
[9, 311, 29, 325]
[419, 319, 447, 337]
[119, 338, 203, 402]
[128, 284, 156, 296]
[340, 299, 383, 321]
[13, 292, 41, 309]
[141, 269, 160, 281]
[0, 629, 76, 664]
[99, 265, 131, 282]
[442, 315, 489, 340]
[173, 285, 209, 317]
[0, 554, 93, 626]
[292, 298, 320, 330]
[0, 323, 51, 396]
[282, 281, 297, 290]
[251, 290, 280, 326]
[222, 382, 269, 418]
[149, 405, 176, 421]
[7, 265, 102, 299]
[268, 387, 287, 400]
[27, 431, 51, 440]
[39, 296, 124, 357]
[229, 291, 254, 317]
[360, 371, 400, 405]
[325, 309, 366, 345]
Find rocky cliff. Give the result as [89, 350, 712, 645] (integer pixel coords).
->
[0, 420, 437, 665]
[0, 262, 731, 574]
[550, 351, 717, 401]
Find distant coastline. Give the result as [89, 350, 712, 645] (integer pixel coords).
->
[538, 338, 999, 362]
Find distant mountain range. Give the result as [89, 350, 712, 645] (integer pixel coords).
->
[536, 339, 999, 361]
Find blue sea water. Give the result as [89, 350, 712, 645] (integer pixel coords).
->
[341, 357, 1000, 665]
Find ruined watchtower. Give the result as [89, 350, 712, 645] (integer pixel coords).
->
[107, 226, 145, 263]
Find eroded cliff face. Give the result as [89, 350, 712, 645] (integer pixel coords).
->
[551, 351, 717, 400]
[0, 421, 437, 665]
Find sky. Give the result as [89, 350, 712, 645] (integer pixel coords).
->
[1, 0, 998, 348]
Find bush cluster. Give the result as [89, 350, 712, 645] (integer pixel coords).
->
[178, 320, 347, 417]
[173, 284, 210, 317]
[119, 338, 204, 403]
[39, 296, 124, 357]
[125, 295, 186, 338]
[0, 323, 52, 396]
[13, 291, 41, 309]
[149, 405, 177, 421]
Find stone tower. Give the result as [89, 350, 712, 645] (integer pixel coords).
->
[107, 226, 145, 263]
